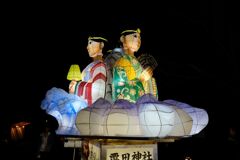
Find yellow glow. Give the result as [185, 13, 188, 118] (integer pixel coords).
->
[67, 64, 82, 81]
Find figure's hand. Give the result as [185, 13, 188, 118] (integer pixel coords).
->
[69, 80, 77, 94]
[139, 67, 153, 82]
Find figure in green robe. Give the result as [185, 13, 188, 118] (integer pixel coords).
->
[112, 28, 158, 103]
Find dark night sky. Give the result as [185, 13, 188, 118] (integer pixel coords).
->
[2, 2, 239, 139]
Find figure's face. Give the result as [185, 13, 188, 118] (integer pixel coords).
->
[87, 40, 102, 57]
[123, 32, 141, 52]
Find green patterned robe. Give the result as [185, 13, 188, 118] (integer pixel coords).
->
[112, 54, 145, 103]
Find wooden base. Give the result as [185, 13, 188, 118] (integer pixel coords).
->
[64, 137, 177, 160]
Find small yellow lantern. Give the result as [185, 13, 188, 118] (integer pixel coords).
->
[67, 64, 82, 94]
[67, 64, 82, 81]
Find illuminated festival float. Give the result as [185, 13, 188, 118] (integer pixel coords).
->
[41, 29, 209, 159]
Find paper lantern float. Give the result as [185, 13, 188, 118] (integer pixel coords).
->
[41, 67, 208, 138]
[41, 46, 209, 137]
[163, 99, 209, 135]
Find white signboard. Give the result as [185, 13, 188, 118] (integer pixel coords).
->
[103, 144, 157, 160]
